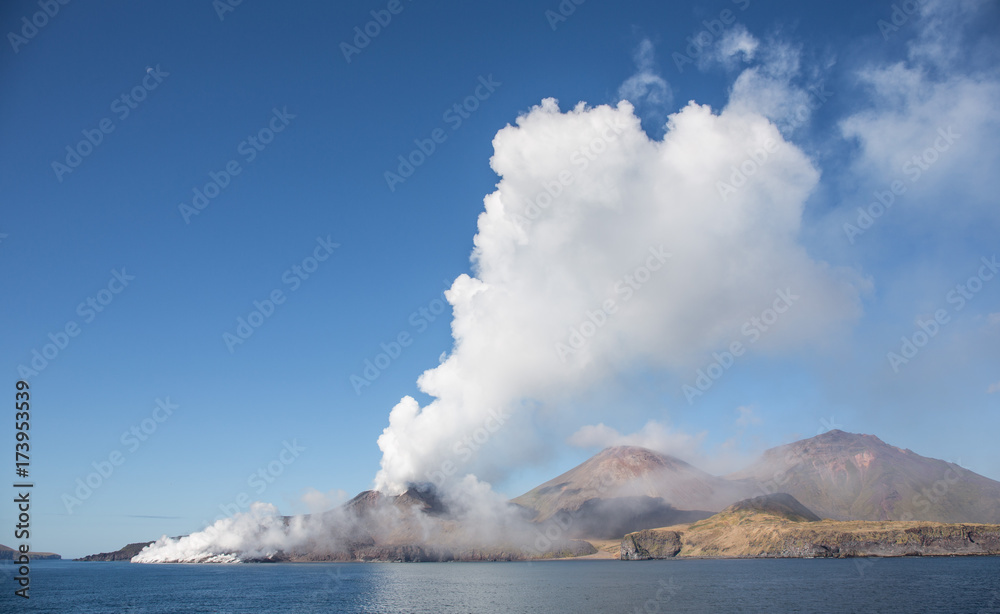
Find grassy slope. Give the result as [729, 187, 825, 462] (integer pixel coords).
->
[626, 509, 1000, 558]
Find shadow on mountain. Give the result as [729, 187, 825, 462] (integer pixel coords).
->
[569, 496, 713, 539]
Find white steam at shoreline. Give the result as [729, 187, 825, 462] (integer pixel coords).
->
[133, 503, 302, 563]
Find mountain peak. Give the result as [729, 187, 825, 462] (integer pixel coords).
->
[817, 428, 848, 437]
[512, 444, 748, 531]
[808, 429, 884, 444]
[398, 483, 448, 516]
[761, 430, 897, 462]
[595, 444, 665, 457]
[592, 445, 691, 468]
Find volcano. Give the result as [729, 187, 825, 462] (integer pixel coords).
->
[511, 445, 752, 537]
[726, 429, 1000, 523]
[89, 431, 1000, 563]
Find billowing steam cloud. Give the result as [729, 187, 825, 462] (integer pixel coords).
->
[374, 93, 862, 494]
[138, 88, 864, 563]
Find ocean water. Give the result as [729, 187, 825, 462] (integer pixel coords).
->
[1, 557, 999, 613]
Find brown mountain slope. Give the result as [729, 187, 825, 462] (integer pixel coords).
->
[511, 446, 751, 537]
[726, 430, 1000, 523]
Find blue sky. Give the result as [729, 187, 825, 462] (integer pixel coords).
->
[1, 0, 998, 558]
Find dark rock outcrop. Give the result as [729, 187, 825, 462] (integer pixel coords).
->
[620, 529, 682, 560]
[77, 538, 185, 562]
[76, 541, 155, 561]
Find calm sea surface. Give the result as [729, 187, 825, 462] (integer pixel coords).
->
[1, 557, 998, 613]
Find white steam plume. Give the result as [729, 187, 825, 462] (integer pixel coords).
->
[375, 96, 862, 494]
